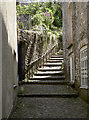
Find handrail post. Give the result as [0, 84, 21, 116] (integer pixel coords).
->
[36, 60, 38, 73]
[32, 66, 33, 77]
[43, 56, 44, 67]
[27, 65, 29, 81]
[28, 70, 30, 81]
[29, 65, 30, 79]
[27, 69, 28, 82]
[46, 53, 47, 62]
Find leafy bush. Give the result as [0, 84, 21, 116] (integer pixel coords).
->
[30, 14, 44, 26]
[50, 25, 57, 30]
[47, 32, 52, 43]
[51, 34, 55, 44]
[52, 31, 59, 36]
[59, 32, 63, 42]
[16, 3, 41, 15]
[40, 9, 54, 28]
[17, 2, 63, 43]
[20, 22, 24, 29]
[53, 3, 62, 28]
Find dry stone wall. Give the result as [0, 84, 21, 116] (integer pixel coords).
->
[18, 29, 57, 80]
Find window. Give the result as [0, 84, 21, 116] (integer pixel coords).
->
[70, 53, 75, 83]
[80, 46, 88, 89]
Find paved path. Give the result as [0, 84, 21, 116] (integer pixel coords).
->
[10, 97, 88, 118]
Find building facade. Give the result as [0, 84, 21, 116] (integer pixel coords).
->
[0, 1, 18, 119]
[62, 2, 89, 102]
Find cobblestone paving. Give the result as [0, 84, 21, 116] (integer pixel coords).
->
[10, 97, 88, 118]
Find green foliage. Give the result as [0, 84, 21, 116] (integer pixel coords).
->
[40, 8, 54, 28]
[51, 34, 55, 44]
[53, 16, 62, 27]
[59, 34, 63, 42]
[50, 25, 57, 30]
[29, 3, 41, 15]
[47, 32, 52, 43]
[31, 24, 49, 36]
[16, 3, 41, 16]
[16, 2, 63, 42]
[52, 31, 59, 37]
[42, 2, 55, 13]
[16, 4, 29, 15]
[20, 22, 24, 29]
[59, 31, 63, 42]
[16, 2, 62, 28]
[53, 3, 62, 28]
[30, 14, 44, 26]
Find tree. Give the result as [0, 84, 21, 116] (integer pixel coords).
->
[53, 3, 62, 28]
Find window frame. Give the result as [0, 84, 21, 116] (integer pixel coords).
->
[70, 53, 75, 83]
[80, 45, 88, 89]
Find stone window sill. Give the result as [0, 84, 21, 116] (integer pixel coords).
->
[80, 86, 88, 90]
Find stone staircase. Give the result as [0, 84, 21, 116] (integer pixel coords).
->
[18, 52, 78, 98]
[10, 51, 89, 119]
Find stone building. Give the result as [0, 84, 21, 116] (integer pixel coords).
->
[0, 1, 18, 119]
[62, 2, 89, 102]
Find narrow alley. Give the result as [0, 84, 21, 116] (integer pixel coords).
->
[0, 1, 89, 119]
[10, 51, 88, 118]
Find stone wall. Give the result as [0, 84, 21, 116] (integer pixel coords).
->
[0, 1, 18, 119]
[18, 29, 58, 80]
[62, 2, 88, 102]
[0, 5, 2, 119]
[87, 2, 89, 104]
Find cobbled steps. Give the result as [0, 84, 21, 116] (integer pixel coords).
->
[38, 67, 61, 71]
[21, 80, 68, 85]
[34, 71, 64, 76]
[43, 63, 62, 66]
[29, 76, 66, 80]
[18, 84, 78, 98]
[19, 52, 78, 98]
[47, 60, 63, 63]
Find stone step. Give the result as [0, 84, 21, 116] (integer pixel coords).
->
[29, 76, 65, 80]
[18, 94, 78, 98]
[18, 85, 78, 98]
[51, 55, 63, 58]
[47, 60, 63, 63]
[21, 80, 68, 85]
[38, 67, 62, 71]
[34, 71, 64, 76]
[49, 58, 64, 60]
[44, 63, 62, 67]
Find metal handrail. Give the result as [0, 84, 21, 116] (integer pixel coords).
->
[27, 44, 57, 67]
[25, 43, 57, 78]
